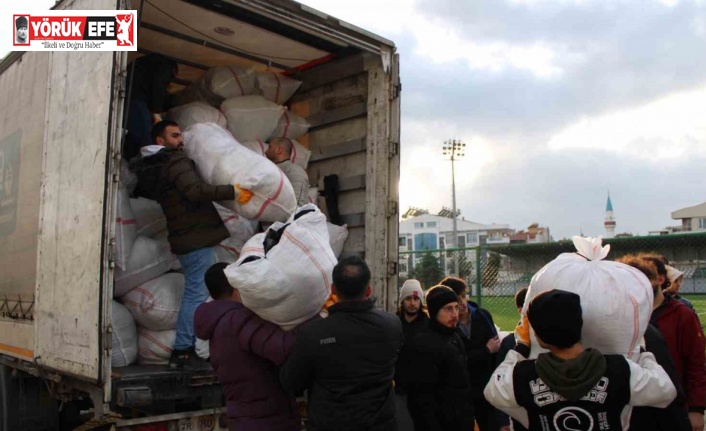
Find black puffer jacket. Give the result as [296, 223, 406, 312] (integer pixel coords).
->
[130, 148, 234, 255]
[405, 320, 474, 431]
[279, 299, 403, 431]
[394, 312, 429, 394]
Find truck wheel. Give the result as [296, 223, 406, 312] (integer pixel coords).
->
[0, 364, 59, 431]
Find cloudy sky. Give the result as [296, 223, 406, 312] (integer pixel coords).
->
[4, 0, 706, 239]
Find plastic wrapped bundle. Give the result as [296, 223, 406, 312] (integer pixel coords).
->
[167, 102, 227, 130]
[224, 205, 336, 330]
[213, 203, 257, 264]
[269, 111, 310, 140]
[172, 65, 256, 107]
[524, 236, 653, 359]
[137, 328, 176, 365]
[115, 185, 137, 270]
[182, 122, 296, 222]
[112, 301, 138, 367]
[114, 236, 173, 297]
[241, 140, 268, 157]
[256, 72, 302, 104]
[121, 273, 185, 331]
[220, 95, 285, 142]
[131, 197, 166, 238]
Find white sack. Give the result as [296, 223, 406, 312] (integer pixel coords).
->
[213, 204, 257, 264]
[120, 160, 138, 195]
[111, 301, 137, 367]
[225, 205, 336, 330]
[131, 198, 167, 238]
[121, 273, 184, 331]
[137, 328, 175, 365]
[195, 297, 213, 359]
[327, 223, 348, 258]
[183, 122, 296, 222]
[525, 236, 653, 359]
[172, 65, 256, 107]
[116, 185, 137, 270]
[269, 111, 310, 140]
[308, 187, 318, 206]
[289, 139, 311, 171]
[256, 72, 302, 105]
[221, 96, 285, 142]
[167, 102, 227, 131]
[114, 236, 173, 297]
[241, 140, 269, 157]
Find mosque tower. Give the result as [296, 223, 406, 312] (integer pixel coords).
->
[604, 192, 616, 238]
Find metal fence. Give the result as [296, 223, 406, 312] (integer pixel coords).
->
[398, 232, 706, 331]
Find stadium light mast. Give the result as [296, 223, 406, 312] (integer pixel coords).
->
[442, 139, 466, 276]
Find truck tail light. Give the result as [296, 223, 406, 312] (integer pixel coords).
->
[134, 423, 168, 431]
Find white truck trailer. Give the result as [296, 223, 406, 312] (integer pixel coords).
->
[0, 0, 400, 429]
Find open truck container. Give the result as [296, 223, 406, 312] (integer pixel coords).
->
[0, 0, 400, 429]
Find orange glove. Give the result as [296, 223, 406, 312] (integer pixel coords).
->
[234, 185, 253, 204]
[323, 292, 338, 310]
[515, 314, 531, 347]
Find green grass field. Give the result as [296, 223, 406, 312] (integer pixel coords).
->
[481, 294, 706, 333]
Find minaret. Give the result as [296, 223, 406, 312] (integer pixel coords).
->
[604, 192, 616, 238]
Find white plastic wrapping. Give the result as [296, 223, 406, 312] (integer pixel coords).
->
[220, 95, 284, 142]
[224, 205, 336, 330]
[137, 328, 176, 365]
[111, 301, 138, 367]
[167, 102, 227, 131]
[114, 236, 173, 297]
[182, 122, 296, 222]
[115, 185, 137, 270]
[255, 72, 302, 104]
[172, 65, 256, 107]
[121, 273, 185, 331]
[131, 197, 167, 238]
[289, 139, 311, 171]
[525, 236, 653, 359]
[269, 111, 310, 140]
[327, 223, 348, 258]
[241, 140, 269, 157]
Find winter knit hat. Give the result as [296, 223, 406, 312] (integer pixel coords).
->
[16, 16, 28, 29]
[426, 285, 458, 320]
[399, 279, 424, 304]
[528, 289, 583, 348]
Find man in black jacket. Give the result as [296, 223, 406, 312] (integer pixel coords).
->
[441, 276, 500, 431]
[131, 120, 241, 370]
[405, 285, 474, 431]
[279, 256, 403, 431]
[394, 279, 429, 430]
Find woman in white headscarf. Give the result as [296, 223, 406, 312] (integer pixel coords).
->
[664, 265, 694, 310]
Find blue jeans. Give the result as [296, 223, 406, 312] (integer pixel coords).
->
[174, 247, 215, 350]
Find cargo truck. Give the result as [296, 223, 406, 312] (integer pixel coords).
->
[0, 0, 400, 429]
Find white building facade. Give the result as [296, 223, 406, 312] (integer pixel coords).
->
[398, 214, 511, 277]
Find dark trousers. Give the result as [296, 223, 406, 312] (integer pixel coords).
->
[473, 397, 498, 431]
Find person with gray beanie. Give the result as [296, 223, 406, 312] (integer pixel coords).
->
[485, 289, 677, 431]
[403, 285, 474, 431]
[394, 279, 429, 430]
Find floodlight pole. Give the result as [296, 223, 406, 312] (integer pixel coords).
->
[442, 139, 466, 277]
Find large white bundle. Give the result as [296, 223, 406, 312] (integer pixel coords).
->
[114, 236, 173, 297]
[256, 72, 302, 104]
[289, 139, 311, 170]
[137, 328, 175, 365]
[172, 65, 256, 107]
[308, 187, 319, 206]
[167, 102, 227, 130]
[213, 203, 257, 263]
[116, 185, 137, 270]
[111, 301, 137, 367]
[221, 96, 285, 142]
[269, 111, 310, 140]
[327, 223, 348, 258]
[121, 273, 184, 331]
[131, 198, 166, 238]
[225, 205, 336, 330]
[183, 122, 296, 222]
[241, 140, 268, 157]
[525, 236, 653, 359]
[120, 160, 138, 195]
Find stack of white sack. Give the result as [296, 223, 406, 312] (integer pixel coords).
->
[225, 204, 336, 330]
[524, 236, 653, 359]
[167, 102, 227, 131]
[241, 140, 268, 157]
[137, 327, 176, 365]
[182, 122, 296, 222]
[172, 65, 256, 107]
[114, 236, 173, 297]
[214, 203, 257, 264]
[255, 72, 302, 105]
[220, 95, 285, 142]
[269, 111, 309, 141]
[121, 273, 184, 331]
[131, 197, 167, 238]
[112, 301, 138, 367]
